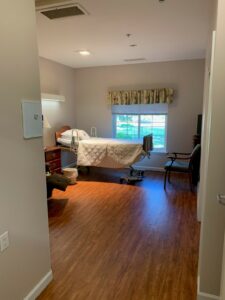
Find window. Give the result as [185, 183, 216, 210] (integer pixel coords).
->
[113, 114, 167, 152]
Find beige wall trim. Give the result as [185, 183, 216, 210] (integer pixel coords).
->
[73, 59, 205, 169]
[134, 166, 164, 172]
[198, 277, 221, 300]
[198, 293, 221, 300]
[62, 162, 76, 169]
[62, 165, 164, 172]
[24, 270, 53, 300]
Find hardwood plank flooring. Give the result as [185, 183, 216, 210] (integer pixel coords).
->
[38, 168, 200, 300]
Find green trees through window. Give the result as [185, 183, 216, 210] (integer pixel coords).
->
[114, 114, 167, 151]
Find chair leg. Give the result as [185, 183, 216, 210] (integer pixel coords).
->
[168, 170, 171, 184]
[188, 172, 193, 192]
[164, 170, 168, 189]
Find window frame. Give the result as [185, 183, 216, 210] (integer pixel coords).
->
[112, 113, 168, 153]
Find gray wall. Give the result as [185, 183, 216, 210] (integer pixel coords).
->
[73, 60, 205, 168]
[40, 57, 77, 147]
[0, 1, 51, 299]
[40, 58, 205, 169]
[197, 0, 218, 221]
[39, 57, 77, 167]
[198, 0, 225, 297]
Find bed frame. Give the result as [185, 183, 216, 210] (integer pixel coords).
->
[55, 125, 71, 145]
[55, 126, 152, 154]
[55, 125, 152, 183]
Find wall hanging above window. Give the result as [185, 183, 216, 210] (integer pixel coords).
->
[108, 88, 174, 105]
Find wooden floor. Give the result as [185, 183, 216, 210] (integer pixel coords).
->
[38, 168, 200, 300]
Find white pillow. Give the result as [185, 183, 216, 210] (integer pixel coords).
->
[61, 129, 74, 137]
[78, 130, 90, 140]
[61, 129, 90, 140]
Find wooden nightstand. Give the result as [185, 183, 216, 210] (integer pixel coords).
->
[45, 146, 62, 174]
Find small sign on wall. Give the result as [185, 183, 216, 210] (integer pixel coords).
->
[21, 100, 43, 139]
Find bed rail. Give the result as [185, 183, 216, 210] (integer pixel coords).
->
[143, 134, 153, 158]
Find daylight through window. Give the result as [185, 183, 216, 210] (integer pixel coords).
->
[113, 114, 167, 152]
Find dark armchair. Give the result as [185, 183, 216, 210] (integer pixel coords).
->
[164, 144, 201, 190]
[45, 163, 70, 198]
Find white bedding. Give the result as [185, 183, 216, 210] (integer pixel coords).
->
[57, 137, 144, 168]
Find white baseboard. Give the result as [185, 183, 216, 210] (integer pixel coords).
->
[198, 293, 221, 300]
[62, 162, 76, 169]
[24, 270, 53, 300]
[134, 165, 164, 172]
[197, 276, 221, 300]
[63, 165, 164, 172]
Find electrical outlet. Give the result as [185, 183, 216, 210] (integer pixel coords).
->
[0, 231, 9, 252]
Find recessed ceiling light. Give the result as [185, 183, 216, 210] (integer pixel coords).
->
[79, 50, 91, 56]
[75, 50, 91, 56]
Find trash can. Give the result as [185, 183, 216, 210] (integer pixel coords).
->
[63, 168, 78, 185]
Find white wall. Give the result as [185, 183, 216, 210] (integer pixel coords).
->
[40, 59, 205, 169]
[197, 0, 218, 222]
[73, 60, 205, 168]
[39, 57, 77, 167]
[198, 0, 225, 297]
[40, 57, 77, 146]
[0, 1, 51, 299]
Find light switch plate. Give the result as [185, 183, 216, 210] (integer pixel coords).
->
[21, 100, 43, 139]
[0, 231, 9, 252]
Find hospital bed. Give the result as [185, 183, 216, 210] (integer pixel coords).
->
[55, 126, 152, 180]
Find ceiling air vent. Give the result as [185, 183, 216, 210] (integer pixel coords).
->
[36, 1, 88, 19]
[124, 58, 146, 62]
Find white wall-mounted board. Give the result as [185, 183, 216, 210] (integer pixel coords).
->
[21, 100, 43, 139]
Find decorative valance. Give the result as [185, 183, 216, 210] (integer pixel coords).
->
[108, 88, 174, 105]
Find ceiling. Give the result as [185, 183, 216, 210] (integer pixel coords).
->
[36, 0, 213, 69]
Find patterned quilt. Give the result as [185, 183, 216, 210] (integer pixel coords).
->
[77, 138, 144, 168]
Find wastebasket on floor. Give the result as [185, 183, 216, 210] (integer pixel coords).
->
[63, 168, 78, 185]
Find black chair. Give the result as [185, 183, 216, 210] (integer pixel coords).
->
[45, 163, 70, 198]
[120, 134, 153, 185]
[164, 144, 201, 190]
